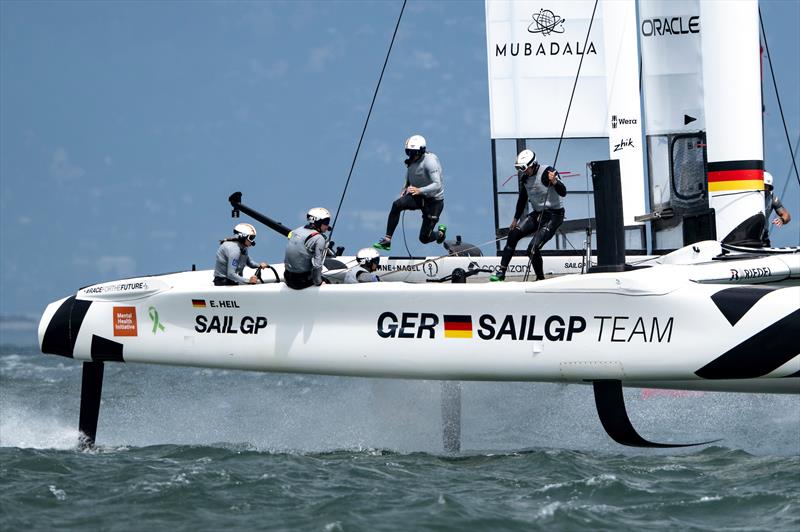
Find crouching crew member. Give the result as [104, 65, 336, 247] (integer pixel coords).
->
[284, 207, 331, 289]
[214, 223, 269, 286]
[491, 149, 567, 282]
[373, 134, 446, 251]
[344, 248, 382, 283]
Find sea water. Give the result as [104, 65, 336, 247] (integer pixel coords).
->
[1, 331, 798, 531]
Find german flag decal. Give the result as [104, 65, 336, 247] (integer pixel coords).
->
[707, 160, 764, 192]
[192, 299, 206, 308]
[444, 315, 473, 339]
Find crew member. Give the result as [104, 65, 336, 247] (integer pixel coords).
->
[373, 135, 446, 251]
[284, 207, 331, 289]
[213, 223, 269, 286]
[762, 171, 791, 247]
[490, 149, 567, 282]
[344, 248, 382, 283]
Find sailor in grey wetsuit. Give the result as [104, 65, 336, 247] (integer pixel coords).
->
[284, 207, 331, 289]
[373, 135, 446, 251]
[491, 149, 567, 282]
[213, 223, 269, 286]
[762, 171, 791, 247]
[344, 248, 381, 284]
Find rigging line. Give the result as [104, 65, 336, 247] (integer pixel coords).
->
[327, 0, 407, 247]
[779, 135, 800, 201]
[553, 0, 599, 169]
[759, 7, 800, 188]
[401, 210, 412, 258]
[523, 0, 599, 282]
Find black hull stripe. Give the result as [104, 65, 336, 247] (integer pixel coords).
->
[41, 296, 92, 358]
[90, 335, 124, 362]
[695, 309, 800, 379]
[711, 286, 776, 326]
[707, 160, 764, 172]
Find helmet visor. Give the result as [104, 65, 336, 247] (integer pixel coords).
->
[515, 163, 529, 172]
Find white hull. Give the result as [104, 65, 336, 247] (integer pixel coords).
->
[40, 246, 800, 394]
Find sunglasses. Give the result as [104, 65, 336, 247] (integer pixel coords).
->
[515, 164, 529, 172]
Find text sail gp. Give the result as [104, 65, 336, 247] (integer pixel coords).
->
[195, 315, 268, 334]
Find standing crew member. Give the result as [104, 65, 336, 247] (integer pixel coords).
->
[214, 223, 269, 286]
[344, 248, 382, 283]
[490, 149, 567, 282]
[373, 135, 446, 251]
[762, 171, 792, 247]
[284, 207, 331, 289]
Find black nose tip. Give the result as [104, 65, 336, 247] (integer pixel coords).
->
[41, 296, 92, 358]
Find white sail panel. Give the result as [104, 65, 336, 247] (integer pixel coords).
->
[485, 0, 608, 139]
[602, 0, 645, 225]
[701, 0, 764, 242]
[639, 0, 705, 135]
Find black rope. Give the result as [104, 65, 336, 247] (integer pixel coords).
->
[553, 0, 599, 169]
[328, 0, 407, 245]
[401, 211, 412, 257]
[759, 7, 800, 188]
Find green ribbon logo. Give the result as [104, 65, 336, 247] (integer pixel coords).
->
[148, 306, 165, 334]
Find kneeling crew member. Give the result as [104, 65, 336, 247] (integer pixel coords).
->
[214, 223, 269, 286]
[491, 149, 567, 282]
[344, 248, 382, 283]
[284, 207, 331, 289]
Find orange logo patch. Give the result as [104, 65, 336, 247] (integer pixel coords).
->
[113, 306, 138, 337]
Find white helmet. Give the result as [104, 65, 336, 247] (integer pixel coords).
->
[307, 207, 332, 225]
[356, 247, 380, 267]
[234, 223, 257, 244]
[515, 149, 537, 172]
[405, 135, 427, 155]
[764, 171, 773, 187]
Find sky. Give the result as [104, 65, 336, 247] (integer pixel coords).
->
[1, 0, 798, 321]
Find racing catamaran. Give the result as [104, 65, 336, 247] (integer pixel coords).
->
[38, 0, 799, 450]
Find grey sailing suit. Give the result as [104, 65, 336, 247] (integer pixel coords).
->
[284, 225, 327, 288]
[406, 152, 444, 200]
[384, 151, 445, 243]
[498, 164, 567, 280]
[521, 164, 565, 212]
[344, 266, 380, 284]
[214, 241, 259, 285]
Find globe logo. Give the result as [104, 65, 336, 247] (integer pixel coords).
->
[527, 9, 566, 36]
